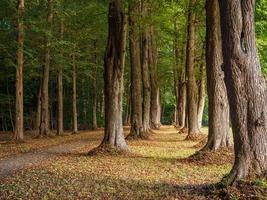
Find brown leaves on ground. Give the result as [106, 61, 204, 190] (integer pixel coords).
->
[0, 126, 266, 200]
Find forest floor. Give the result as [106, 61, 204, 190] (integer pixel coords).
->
[0, 126, 266, 200]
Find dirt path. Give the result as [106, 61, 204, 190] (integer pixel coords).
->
[0, 136, 95, 177]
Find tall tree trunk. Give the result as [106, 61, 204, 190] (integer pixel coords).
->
[141, 0, 151, 134]
[219, 0, 267, 185]
[185, 0, 200, 139]
[92, 41, 98, 130]
[124, 85, 131, 126]
[14, 0, 24, 141]
[57, 19, 64, 135]
[72, 54, 78, 134]
[197, 49, 206, 129]
[101, 0, 128, 150]
[127, 0, 144, 139]
[149, 27, 160, 129]
[203, 0, 230, 151]
[173, 21, 179, 126]
[36, 79, 42, 130]
[39, 0, 53, 136]
[177, 70, 187, 129]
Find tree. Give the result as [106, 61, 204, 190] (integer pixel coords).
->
[56, 19, 64, 135]
[219, 0, 267, 184]
[14, 0, 24, 141]
[185, 0, 200, 139]
[72, 54, 78, 134]
[141, 0, 151, 134]
[101, 0, 128, 150]
[149, 26, 161, 129]
[203, 0, 230, 151]
[127, 0, 144, 139]
[39, 0, 53, 137]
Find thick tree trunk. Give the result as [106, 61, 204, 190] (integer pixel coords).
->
[185, 0, 200, 139]
[128, 0, 144, 139]
[72, 54, 78, 134]
[57, 20, 64, 135]
[149, 27, 160, 129]
[203, 0, 230, 151]
[101, 0, 128, 150]
[219, 0, 267, 185]
[39, 0, 53, 137]
[14, 0, 24, 141]
[197, 51, 206, 129]
[141, 0, 151, 134]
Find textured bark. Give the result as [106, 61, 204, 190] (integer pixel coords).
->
[56, 20, 64, 135]
[39, 0, 53, 136]
[173, 21, 179, 126]
[101, 0, 128, 150]
[14, 0, 24, 141]
[72, 54, 78, 134]
[197, 50, 206, 129]
[185, 0, 200, 139]
[141, 0, 151, 134]
[128, 0, 144, 139]
[149, 27, 160, 129]
[203, 0, 230, 151]
[219, 0, 267, 184]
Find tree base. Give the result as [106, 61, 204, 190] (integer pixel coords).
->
[88, 144, 130, 156]
[185, 132, 204, 141]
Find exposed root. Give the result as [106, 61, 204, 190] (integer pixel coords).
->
[88, 144, 130, 156]
[179, 148, 234, 166]
[185, 133, 206, 141]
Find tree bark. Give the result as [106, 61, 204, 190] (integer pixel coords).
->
[72, 54, 78, 134]
[197, 48, 206, 129]
[203, 0, 230, 151]
[124, 85, 131, 126]
[127, 0, 144, 139]
[141, 0, 151, 134]
[57, 19, 64, 135]
[219, 0, 267, 185]
[101, 0, 128, 150]
[14, 0, 24, 141]
[177, 70, 187, 129]
[149, 27, 160, 129]
[39, 0, 53, 136]
[185, 0, 200, 139]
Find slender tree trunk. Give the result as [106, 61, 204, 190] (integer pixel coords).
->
[36, 79, 42, 130]
[127, 0, 144, 139]
[92, 41, 98, 130]
[173, 21, 179, 126]
[177, 71, 187, 129]
[149, 27, 160, 129]
[101, 0, 128, 150]
[39, 0, 53, 137]
[14, 0, 24, 141]
[141, 0, 151, 134]
[124, 86, 131, 126]
[197, 49, 206, 129]
[57, 19, 64, 135]
[72, 54, 78, 134]
[219, 0, 267, 185]
[202, 0, 230, 151]
[185, 0, 200, 139]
